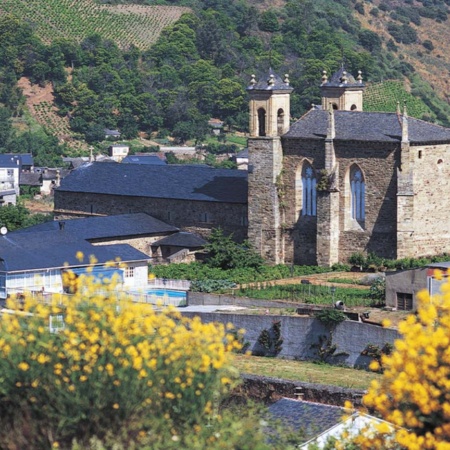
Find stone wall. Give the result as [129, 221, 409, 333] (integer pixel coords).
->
[54, 192, 248, 241]
[281, 139, 399, 264]
[408, 144, 450, 256]
[234, 374, 366, 407]
[180, 311, 400, 368]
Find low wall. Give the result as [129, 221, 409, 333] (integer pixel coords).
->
[180, 311, 400, 368]
[235, 374, 366, 407]
[187, 291, 301, 309]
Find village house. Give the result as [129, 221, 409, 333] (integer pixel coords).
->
[0, 227, 150, 303]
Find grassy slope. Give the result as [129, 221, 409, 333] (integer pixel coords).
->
[0, 0, 189, 50]
[233, 355, 380, 390]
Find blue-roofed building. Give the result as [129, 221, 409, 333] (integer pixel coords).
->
[54, 163, 248, 241]
[0, 227, 151, 301]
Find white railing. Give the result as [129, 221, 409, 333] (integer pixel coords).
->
[147, 278, 191, 291]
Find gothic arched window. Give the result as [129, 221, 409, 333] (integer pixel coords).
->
[302, 164, 317, 216]
[350, 166, 365, 221]
[258, 108, 266, 136]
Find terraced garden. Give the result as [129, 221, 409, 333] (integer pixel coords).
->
[1, 0, 190, 50]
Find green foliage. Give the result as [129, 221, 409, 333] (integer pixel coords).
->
[370, 277, 386, 306]
[255, 321, 283, 357]
[258, 11, 280, 32]
[205, 228, 265, 271]
[0, 201, 52, 231]
[190, 279, 237, 293]
[310, 334, 349, 364]
[314, 309, 347, 327]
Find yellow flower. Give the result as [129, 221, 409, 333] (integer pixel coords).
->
[18, 362, 29, 371]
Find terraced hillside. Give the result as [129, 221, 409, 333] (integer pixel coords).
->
[0, 0, 190, 50]
[364, 80, 434, 120]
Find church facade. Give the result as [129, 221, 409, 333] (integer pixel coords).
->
[247, 68, 450, 266]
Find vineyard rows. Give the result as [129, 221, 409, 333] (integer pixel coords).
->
[0, 0, 189, 50]
[364, 80, 433, 119]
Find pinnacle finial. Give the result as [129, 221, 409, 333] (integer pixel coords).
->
[268, 73, 275, 86]
[250, 74, 256, 85]
[357, 70, 363, 83]
[322, 70, 328, 84]
[341, 71, 348, 84]
[396, 101, 401, 115]
[284, 74, 290, 85]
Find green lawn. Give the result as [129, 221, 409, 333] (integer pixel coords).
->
[233, 355, 380, 390]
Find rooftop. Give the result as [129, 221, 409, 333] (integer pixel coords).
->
[56, 162, 248, 204]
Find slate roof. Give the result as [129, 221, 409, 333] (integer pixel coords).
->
[322, 66, 363, 87]
[247, 68, 293, 92]
[152, 232, 207, 248]
[56, 162, 248, 204]
[19, 172, 41, 186]
[122, 155, 167, 165]
[0, 230, 149, 272]
[0, 155, 20, 168]
[268, 398, 345, 442]
[285, 109, 450, 144]
[15, 213, 178, 239]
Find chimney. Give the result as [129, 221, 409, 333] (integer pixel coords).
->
[59, 221, 65, 231]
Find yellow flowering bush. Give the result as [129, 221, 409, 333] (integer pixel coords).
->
[0, 267, 256, 449]
[356, 273, 450, 449]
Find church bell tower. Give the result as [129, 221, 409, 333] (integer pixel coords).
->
[246, 69, 293, 264]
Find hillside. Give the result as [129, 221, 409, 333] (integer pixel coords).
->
[0, 0, 189, 50]
[3, 0, 450, 164]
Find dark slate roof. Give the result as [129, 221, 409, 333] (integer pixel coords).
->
[56, 162, 248, 204]
[122, 155, 167, 165]
[322, 66, 363, 87]
[427, 261, 450, 269]
[0, 230, 149, 272]
[247, 68, 293, 92]
[152, 232, 207, 248]
[15, 213, 178, 239]
[19, 172, 41, 186]
[285, 109, 450, 144]
[235, 148, 248, 158]
[268, 398, 345, 442]
[0, 155, 20, 168]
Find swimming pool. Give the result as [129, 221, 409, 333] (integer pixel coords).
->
[127, 288, 187, 307]
[146, 289, 187, 299]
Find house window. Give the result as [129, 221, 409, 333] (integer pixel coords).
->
[350, 166, 365, 222]
[199, 213, 211, 223]
[125, 266, 135, 278]
[397, 293, 413, 311]
[167, 211, 172, 221]
[277, 108, 284, 135]
[7, 170, 13, 177]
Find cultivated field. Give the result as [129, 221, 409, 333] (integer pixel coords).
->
[1, 0, 190, 50]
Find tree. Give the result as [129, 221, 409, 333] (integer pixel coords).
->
[205, 228, 264, 270]
[357, 275, 450, 448]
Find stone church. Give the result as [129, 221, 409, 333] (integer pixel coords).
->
[247, 67, 450, 266]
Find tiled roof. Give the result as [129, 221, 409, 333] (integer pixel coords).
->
[0, 230, 149, 272]
[285, 109, 450, 143]
[56, 162, 248, 204]
[268, 398, 344, 442]
[152, 232, 207, 248]
[15, 213, 178, 239]
[322, 66, 363, 87]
